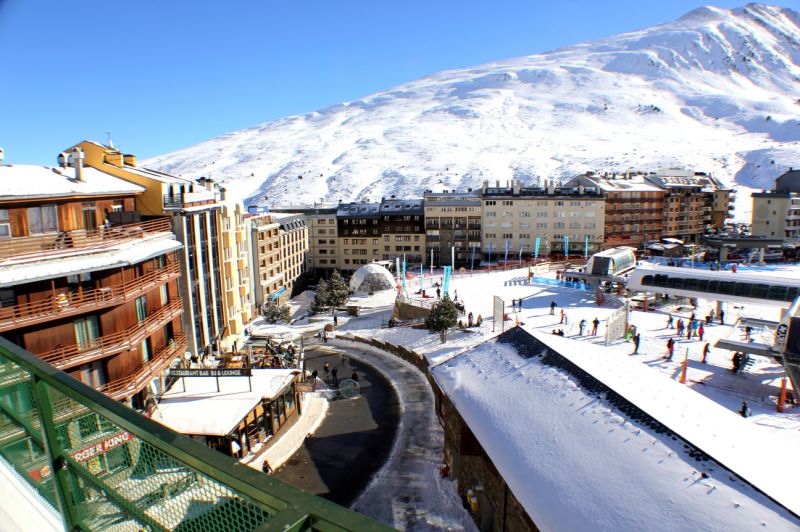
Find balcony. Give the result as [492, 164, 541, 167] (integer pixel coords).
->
[0, 338, 386, 531]
[97, 333, 186, 401]
[37, 299, 184, 370]
[0, 218, 173, 263]
[0, 262, 181, 333]
[162, 189, 217, 210]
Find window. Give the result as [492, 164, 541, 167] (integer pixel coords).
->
[135, 296, 148, 322]
[486, 211, 497, 217]
[502, 233, 513, 239]
[73, 316, 100, 349]
[0, 209, 10, 239]
[27, 205, 58, 234]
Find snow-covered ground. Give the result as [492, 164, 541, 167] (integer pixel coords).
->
[146, 4, 800, 221]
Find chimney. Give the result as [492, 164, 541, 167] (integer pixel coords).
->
[219, 187, 227, 201]
[512, 180, 521, 195]
[57, 152, 68, 168]
[68, 148, 85, 181]
[547, 179, 555, 195]
[123, 154, 136, 166]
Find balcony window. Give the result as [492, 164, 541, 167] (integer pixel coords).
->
[73, 315, 100, 350]
[0, 209, 10, 239]
[27, 205, 58, 234]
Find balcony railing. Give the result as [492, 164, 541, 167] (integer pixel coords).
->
[0, 262, 181, 333]
[162, 189, 217, 210]
[0, 218, 173, 262]
[97, 333, 186, 401]
[0, 337, 387, 531]
[38, 299, 184, 370]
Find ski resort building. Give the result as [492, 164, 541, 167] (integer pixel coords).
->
[336, 201, 383, 270]
[249, 212, 308, 307]
[378, 197, 425, 264]
[479, 180, 606, 259]
[423, 189, 482, 268]
[218, 197, 254, 346]
[752, 170, 800, 244]
[69, 141, 228, 359]
[0, 154, 184, 407]
[271, 203, 339, 271]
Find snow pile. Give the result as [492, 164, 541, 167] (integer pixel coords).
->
[145, 4, 800, 220]
[433, 330, 800, 531]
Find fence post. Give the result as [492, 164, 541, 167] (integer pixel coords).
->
[31, 375, 79, 529]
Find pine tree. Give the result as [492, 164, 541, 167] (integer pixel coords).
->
[425, 295, 459, 343]
[326, 270, 350, 316]
[262, 298, 291, 323]
[312, 279, 329, 314]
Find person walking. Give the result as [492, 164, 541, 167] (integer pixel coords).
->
[550, 300, 557, 315]
[579, 319, 586, 336]
[323, 361, 330, 379]
[744, 325, 752, 340]
[591, 317, 600, 335]
[632, 333, 641, 354]
[665, 338, 675, 360]
[333, 315, 338, 327]
[468, 312, 474, 327]
[698, 322, 705, 342]
[518, 298, 523, 311]
[560, 309, 566, 324]
[719, 309, 725, 325]
[676, 319, 684, 337]
[436, 287, 441, 299]
[686, 319, 693, 340]
[666, 313, 674, 329]
[331, 367, 338, 385]
[739, 401, 749, 417]
[701, 342, 710, 363]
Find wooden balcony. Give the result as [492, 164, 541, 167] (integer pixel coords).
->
[0, 217, 173, 263]
[37, 299, 184, 370]
[0, 262, 181, 333]
[98, 333, 187, 401]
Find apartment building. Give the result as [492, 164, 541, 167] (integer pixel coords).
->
[249, 213, 308, 307]
[479, 180, 606, 260]
[379, 198, 426, 264]
[565, 173, 664, 249]
[0, 152, 184, 407]
[752, 169, 800, 243]
[336, 202, 383, 271]
[218, 198, 253, 346]
[423, 190, 482, 268]
[71, 141, 226, 358]
[270, 204, 339, 271]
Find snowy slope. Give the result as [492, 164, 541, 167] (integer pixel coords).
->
[144, 4, 800, 219]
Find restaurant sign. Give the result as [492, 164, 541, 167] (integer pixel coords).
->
[169, 368, 252, 377]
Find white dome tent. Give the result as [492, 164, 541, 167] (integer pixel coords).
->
[349, 263, 395, 293]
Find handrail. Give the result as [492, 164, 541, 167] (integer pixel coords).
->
[0, 337, 389, 531]
[0, 217, 173, 262]
[96, 333, 187, 400]
[0, 262, 180, 333]
[38, 299, 184, 369]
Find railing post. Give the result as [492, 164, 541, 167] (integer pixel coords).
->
[31, 375, 80, 530]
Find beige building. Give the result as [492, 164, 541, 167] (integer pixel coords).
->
[423, 190, 482, 268]
[271, 204, 339, 270]
[752, 170, 800, 244]
[480, 180, 606, 260]
[249, 212, 308, 307]
[336, 202, 383, 271]
[218, 198, 253, 346]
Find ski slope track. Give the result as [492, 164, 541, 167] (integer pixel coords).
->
[145, 4, 800, 220]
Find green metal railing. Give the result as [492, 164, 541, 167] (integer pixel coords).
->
[0, 337, 391, 531]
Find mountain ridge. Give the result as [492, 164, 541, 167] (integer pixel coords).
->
[143, 3, 800, 219]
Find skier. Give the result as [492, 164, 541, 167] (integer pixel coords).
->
[591, 317, 600, 335]
[550, 300, 557, 315]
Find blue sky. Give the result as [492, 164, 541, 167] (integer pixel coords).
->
[2, 1, 798, 165]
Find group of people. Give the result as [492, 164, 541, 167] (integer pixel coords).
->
[308, 360, 359, 388]
[460, 311, 483, 328]
[669, 313, 706, 342]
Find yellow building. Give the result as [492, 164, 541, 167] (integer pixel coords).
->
[68, 141, 228, 357]
[249, 213, 309, 308]
[219, 198, 254, 349]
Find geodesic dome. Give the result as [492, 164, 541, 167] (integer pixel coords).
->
[349, 263, 395, 293]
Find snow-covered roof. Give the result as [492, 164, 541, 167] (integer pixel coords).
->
[433, 328, 800, 530]
[0, 165, 144, 200]
[0, 235, 182, 287]
[157, 368, 300, 436]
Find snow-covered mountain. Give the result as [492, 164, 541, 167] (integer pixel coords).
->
[144, 4, 800, 219]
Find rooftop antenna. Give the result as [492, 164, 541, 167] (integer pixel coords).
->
[104, 131, 114, 148]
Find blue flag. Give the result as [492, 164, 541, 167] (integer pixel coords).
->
[443, 266, 451, 296]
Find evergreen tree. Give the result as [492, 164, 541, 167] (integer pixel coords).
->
[262, 298, 291, 323]
[425, 295, 459, 343]
[326, 270, 350, 316]
[312, 279, 329, 314]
